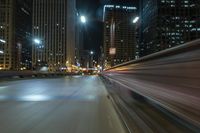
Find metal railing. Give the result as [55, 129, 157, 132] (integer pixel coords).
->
[102, 39, 200, 127]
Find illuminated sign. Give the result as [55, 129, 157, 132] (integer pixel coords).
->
[109, 48, 116, 55]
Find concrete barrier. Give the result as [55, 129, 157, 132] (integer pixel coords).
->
[0, 71, 78, 80]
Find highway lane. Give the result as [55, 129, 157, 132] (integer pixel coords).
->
[0, 76, 126, 133]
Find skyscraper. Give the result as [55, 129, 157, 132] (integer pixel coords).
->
[32, 0, 76, 71]
[103, 5, 137, 67]
[0, 0, 15, 70]
[0, 0, 32, 70]
[139, 0, 200, 57]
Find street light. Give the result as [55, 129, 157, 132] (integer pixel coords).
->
[132, 16, 139, 24]
[0, 39, 5, 55]
[33, 38, 41, 44]
[90, 51, 94, 55]
[80, 16, 86, 23]
[89, 51, 94, 68]
[0, 39, 6, 43]
[0, 50, 3, 54]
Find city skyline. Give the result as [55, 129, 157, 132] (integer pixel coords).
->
[1, 0, 200, 70]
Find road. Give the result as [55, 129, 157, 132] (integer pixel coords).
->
[0, 76, 125, 133]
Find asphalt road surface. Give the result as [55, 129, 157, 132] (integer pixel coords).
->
[0, 76, 125, 133]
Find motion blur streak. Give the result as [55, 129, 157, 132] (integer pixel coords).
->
[102, 39, 200, 128]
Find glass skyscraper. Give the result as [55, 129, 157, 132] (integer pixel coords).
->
[139, 0, 200, 57]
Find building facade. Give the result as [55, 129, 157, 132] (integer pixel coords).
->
[0, 0, 32, 70]
[139, 0, 200, 57]
[103, 5, 137, 67]
[32, 0, 76, 71]
[0, 0, 15, 70]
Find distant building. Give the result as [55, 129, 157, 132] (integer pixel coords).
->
[0, 0, 32, 70]
[32, 0, 76, 71]
[103, 5, 138, 67]
[139, 0, 200, 57]
[79, 50, 90, 68]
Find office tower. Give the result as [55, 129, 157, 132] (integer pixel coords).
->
[0, 0, 32, 70]
[0, 0, 14, 70]
[32, 0, 76, 71]
[103, 5, 137, 67]
[139, 0, 200, 57]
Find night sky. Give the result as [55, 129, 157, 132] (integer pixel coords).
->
[76, 0, 137, 58]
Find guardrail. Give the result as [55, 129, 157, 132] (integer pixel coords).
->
[102, 39, 200, 127]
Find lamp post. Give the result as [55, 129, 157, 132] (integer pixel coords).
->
[132, 16, 140, 59]
[33, 38, 42, 45]
[132, 16, 139, 24]
[32, 38, 44, 70]
[0, 39, 6, 44]
[90, 51, 94, 55]
[80, 16, 87, 24]
[78, 15, 96, 69]
[0, 39, 5, 55]
[90, 51, 94, 68]
[0, 50, 4, 54]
